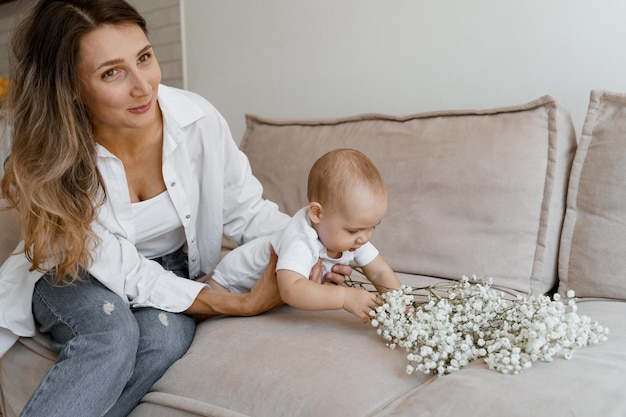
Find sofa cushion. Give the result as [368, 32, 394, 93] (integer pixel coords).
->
[0, 199, 19, 264]
[0, 333, 57, 417]
[375, 299, 626, 417]
[559, 90, 626, 300]
[240, 97, 576, 295]
[130, 288, 432, 417]
[127, 285, 626, 417]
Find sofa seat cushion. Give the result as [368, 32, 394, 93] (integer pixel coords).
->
[127, 294, 625, 417]
[241, 97, 576, 295]
[376, 299, 626, 417]
[129, 280, 431, 417]
[0, 332, 56, 417]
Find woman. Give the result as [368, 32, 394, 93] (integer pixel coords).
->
[0, 1, 351, 416]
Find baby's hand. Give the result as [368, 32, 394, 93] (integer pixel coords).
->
[342, 287, 380, 323]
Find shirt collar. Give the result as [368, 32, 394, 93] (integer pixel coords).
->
[157, 84, 204, 127]
[94, 85, 204, 158]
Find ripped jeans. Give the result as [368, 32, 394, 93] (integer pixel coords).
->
[20, 247, 196, 417]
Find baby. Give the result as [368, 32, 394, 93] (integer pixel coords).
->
[207, 148, 401, 322]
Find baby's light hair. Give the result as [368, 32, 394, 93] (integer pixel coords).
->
[307, 148, 387, 210]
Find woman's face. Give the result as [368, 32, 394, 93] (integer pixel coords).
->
[77, 23, 162, 136]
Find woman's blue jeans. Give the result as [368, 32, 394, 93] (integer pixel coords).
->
[20, 247, 196, 417]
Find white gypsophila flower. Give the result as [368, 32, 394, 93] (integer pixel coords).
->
[366, 275, 609, 376]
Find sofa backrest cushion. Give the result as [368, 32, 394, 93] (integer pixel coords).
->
[559, 90, 626, 300]
[0, 199, 20, 265]
[240, 96, 576, 295]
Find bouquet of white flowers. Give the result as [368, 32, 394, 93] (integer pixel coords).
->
[353, 275, 609, 375]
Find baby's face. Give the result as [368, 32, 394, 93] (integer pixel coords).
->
[315, 190, 387, 257]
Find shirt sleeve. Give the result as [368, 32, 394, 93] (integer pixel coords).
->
[354, 242, 380, 267]
[89, 219, 207, 312]
[219, 123, 290, 245]
[275, 235, 320, 279]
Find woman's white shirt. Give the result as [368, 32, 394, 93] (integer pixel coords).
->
[0, 85, 289, 356]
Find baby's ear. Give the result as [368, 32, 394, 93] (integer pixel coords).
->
[308, 202, 323, 225]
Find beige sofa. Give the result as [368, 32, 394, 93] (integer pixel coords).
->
[2, 91, 626, 417]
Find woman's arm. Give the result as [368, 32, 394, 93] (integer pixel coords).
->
[189, 253, 354, 320]
[186, 252, 282, 318]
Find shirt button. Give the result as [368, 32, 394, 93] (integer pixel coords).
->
[170, 182, 176, 187]
[186, 214, 191, 219]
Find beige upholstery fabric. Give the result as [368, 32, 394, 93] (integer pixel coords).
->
[0, 200, 18, 264]
[130, 291, 431, 417]
[241, 96, 576, 295]
[0, 334, 56, 417]
[559, 90, 626, 300]
[129, 292, 626, 417]
[377, 300, 626, 417]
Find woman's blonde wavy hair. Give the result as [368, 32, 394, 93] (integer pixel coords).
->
[1, 0, 148, 284]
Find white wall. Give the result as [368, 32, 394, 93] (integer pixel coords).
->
[182, 0, 626, 143]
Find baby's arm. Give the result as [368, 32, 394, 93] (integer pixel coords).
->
[277, 269, 378, 323]
[361, 255, 401, 294]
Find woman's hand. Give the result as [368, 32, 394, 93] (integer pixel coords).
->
[309, 260, 353, 285]
[245, 249, 283, 315]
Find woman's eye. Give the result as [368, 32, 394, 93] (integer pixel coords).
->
[102, 68, 118, 79]
[139, 52, 152, 63]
